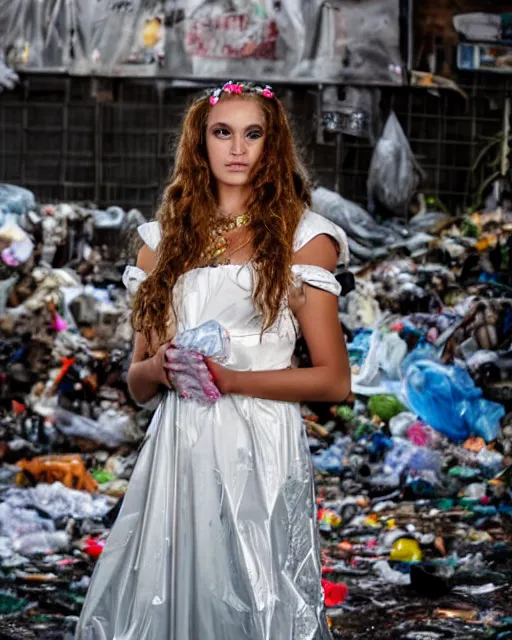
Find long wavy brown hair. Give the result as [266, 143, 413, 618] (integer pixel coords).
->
[132, 90, 311, 351]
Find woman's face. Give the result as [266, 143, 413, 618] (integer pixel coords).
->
[205, 96, 266, 189]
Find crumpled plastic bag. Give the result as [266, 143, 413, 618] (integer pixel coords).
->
[383, 437, 442, 482]
[3, 482, 112, 519]
[403, 359, 505, 443]
[299, 0, 403, 84]
[0, 184, 36, 215]
[352, 330, 407, 386]
[1, 0, 74, 71]
[0, 55, 19, 92]
[166, 320, 231, 404]
[312, 186, 400, 250]
[54, 407, 144, 448]
[91, 206, 125, 229]
[368, 111, 422, 217]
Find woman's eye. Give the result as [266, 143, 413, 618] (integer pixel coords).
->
[214, 128, 230, 138]
[247, 130, 263, 140]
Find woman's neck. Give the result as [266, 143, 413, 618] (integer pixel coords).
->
[216, 183, 251, 219]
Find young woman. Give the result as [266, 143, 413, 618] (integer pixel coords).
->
[76, 81, 350, 640]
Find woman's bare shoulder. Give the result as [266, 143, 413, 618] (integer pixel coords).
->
[136, 244, 157, 274]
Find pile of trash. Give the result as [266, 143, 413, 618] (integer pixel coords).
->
[0, 182, 511, 638]
[306, 185, 512, 638]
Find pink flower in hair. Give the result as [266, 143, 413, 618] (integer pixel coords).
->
[209, 95, 219, 105]
[262, 86, 274, 98]
[223, 82, 243, 95]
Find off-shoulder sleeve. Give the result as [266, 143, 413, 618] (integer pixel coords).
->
[137, 220, 162, 252]
[291, 210, 348, 296]
[122, 221, 162, 296]
[122, 265, 147, 296]
[293, 209, 349, 266]
[291, 264, 341, 296]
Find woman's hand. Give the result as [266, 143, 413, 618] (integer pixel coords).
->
[165, 349, 223, 403]
[205, 359, 237, 395]
[150, 342, 174, 389]
[127, 335, 172, 406]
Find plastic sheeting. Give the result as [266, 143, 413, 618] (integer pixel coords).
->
[73, 0, 166, 76]
[297, 0, 403, 84]
[162, 0, 306, 81]
[0, 0, 73, 71]
[1, 0, 404, 83]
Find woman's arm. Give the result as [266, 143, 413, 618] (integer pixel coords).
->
[127, 334, 171, 405]
[207, 235, 351, 403]
[126, 245, 172, 405]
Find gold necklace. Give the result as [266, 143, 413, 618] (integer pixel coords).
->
[219, 234, 253, 265]
[201, 213, 251, 265]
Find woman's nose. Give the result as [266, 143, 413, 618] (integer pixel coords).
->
[230, 134, 246, 156]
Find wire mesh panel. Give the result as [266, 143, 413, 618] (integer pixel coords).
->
[0, 73, 510, 217]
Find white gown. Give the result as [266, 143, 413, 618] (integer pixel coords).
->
[75, 210, 348, 640]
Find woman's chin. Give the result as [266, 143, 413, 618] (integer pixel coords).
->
[218, 174, 251, 188]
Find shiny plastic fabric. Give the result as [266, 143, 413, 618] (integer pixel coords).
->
[368, 111, 422, 217]
[72, 0, 165, 76]
[404, 359, 505, 443]
[75, 210, 345, 640]
[297, 0, 403, 84]
[1, 0, 73, 71]
[1, 0, 404, 82]
[165, 320, 231, 403]
[162, 0, 305, 80]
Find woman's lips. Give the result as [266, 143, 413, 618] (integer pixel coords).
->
[226, 162, 249, 171]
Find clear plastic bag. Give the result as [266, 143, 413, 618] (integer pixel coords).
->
[4, 483, 112, 520]
[297, 0, 403, 84]
[173, 319, 230, 359]
[166, 320, 231, 404]
[54, 407, 143, 449]
[13, 531, 70, 556]
[368, 112, 422, 217]
[72, 0, 165, 76]
[2, 0, 74, 71]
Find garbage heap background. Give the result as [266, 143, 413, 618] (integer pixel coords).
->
[0, 178, 511, 640]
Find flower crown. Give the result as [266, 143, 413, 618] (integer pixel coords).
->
[207, 81, 274, 105]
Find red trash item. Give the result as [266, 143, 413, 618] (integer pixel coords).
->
[12, 400, 25, 415]
[321, 579, 348, 607]
[84, 537, 105, 559]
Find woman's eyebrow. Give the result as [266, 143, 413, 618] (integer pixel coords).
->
[208, 122, 265, 130]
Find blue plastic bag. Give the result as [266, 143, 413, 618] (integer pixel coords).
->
[0, 184, 36, 215]
[404, 359, 504, 443]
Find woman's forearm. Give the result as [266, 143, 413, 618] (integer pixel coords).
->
[227, 365, 351, 403]
[127, 357, 166, 405]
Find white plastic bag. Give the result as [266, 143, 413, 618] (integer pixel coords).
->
[367, 112, 422, 217]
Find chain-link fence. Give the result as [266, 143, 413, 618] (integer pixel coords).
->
[1, 72, 510, 217]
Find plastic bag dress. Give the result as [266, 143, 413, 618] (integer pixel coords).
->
[75, 210, 348, 640]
